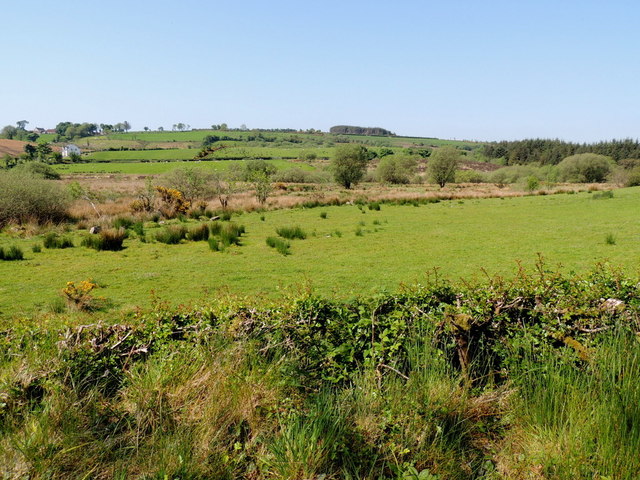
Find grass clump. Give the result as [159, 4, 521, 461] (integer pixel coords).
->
[81, 228, 127, 251]
[187, 223, 210, 241]
[605, 233, 616, 245]
[43, 232, 74, 249]
[266, 236, 291, 255]
[275, 225, 307, 240]
[209, 222, 246, 251]
[0, 245, 24, 261]
[31, 244, 42, 253]
[592, 190, 614, 200]
[368, 201, 381, 211]
[155, 225, 188, 244]
[319, 211, 328, 219]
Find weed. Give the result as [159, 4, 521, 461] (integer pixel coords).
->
[333, 230, 342, 238]
[355, 227, 364, 236]
[61, 279, 104, 311]
[266, 236, 291, 255]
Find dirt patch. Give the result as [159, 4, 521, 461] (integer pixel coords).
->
[0, 139, 30, 157]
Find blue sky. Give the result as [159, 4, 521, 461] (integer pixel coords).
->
[2, 0, 639, 142]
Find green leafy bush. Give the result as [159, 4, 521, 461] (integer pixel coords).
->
[0, 170, 70, 226]
[558, 153, 614, 183]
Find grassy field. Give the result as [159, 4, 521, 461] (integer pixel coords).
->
[1, 187, 638, 316]
[80, 146, 334, 162]
[53, 158, 316, 175]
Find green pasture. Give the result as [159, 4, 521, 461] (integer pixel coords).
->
[1, 187, 639, 316]
[81, 146, 333, 162]
[53, 158, 316, 175]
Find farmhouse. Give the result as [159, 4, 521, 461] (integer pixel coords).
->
[62, 144, 81, 158]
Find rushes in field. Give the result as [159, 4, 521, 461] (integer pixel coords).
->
[276, 225, 306, 240]
[155, 225, 188, 244]
[43, 232, 74, 249]
[266, 236, 290, 255]
[187, 224, 210, 241]
[81, 228, 127, 251]
[0, 245, 24, 260]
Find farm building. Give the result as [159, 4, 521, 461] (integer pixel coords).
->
[62, 144, 81, 158]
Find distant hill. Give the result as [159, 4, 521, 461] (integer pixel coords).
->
[329, 125, 395, 136]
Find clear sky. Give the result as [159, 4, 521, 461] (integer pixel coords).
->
[2, 0, 639, 142]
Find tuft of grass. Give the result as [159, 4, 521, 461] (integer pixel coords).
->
[81, 228, 127, 251]
[592, 190, 614, 200]
[113, 216, 135, 230]
[209, 222, 246, 251]
[276, 225, 307, 240]
[368, 201, 381, 211]
[355, 227, 364, 236]
[605, 233, 616, 245]
[155, 225, 188, 244]
[266, 236, 291, 255]
[31, 243, 42, 253]
[187, 223, 210, 241]
[0, 245, 24, 261]
[43, 232, 74, 249]
[320, 211, 328, 219]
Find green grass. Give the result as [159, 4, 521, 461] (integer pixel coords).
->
[1, 187, 640, 315]
[53, 158, 316, 175]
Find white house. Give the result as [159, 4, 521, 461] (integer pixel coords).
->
[62, 144, 81, 158]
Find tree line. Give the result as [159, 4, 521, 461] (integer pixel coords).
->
[481, 138, 640, 165]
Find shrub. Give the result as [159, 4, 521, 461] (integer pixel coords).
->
[376, 154, 417, 184]
[187, 224, 210, 241]
[0, 245, 24, 261]
[14, 161, 61, 179]
[155, 225, 187, 244]
[626, 166, 640, 187]
[266, 236, 291, 255]
[276, 225, 307, 240]
[557, 153, 614, 183]
[525, 175, 540, 192]
[81, 228, 126, 251]
[0, 170, 70, 226]
[43, 232, 74, 249]
[61, 279, 104, 312]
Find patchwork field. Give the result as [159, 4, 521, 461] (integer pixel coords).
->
[1, 187, 638, 316]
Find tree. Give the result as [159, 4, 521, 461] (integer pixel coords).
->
[1, 125, 17, 139]
[211, 171, 237, 210]
[251, 172, 272, 205]
[331, 144, 370, 189]
[557, 153, 614, 183]
[158, 126, 164, 132]
[123, 121, 131, 132]
[16, 120, 28, 130]
[427, 146, 460, 188]
[376, 154, 417, 184]
[161, 167, 213, 203]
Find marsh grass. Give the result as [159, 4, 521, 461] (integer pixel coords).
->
[81, 228, 127, 251]
[155, 225, 188, 244]
[266, 236, 291, 255]
[275, 225, 307, 240]
[187, 223, 209, 241]
[0, 245, 24, 261]
[43, 232, 74, 249]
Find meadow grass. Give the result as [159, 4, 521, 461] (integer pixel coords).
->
[53, 158, 315, 175]
[1, 187, 639, 315]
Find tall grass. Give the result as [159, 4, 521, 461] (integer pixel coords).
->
[0, 245, 24, 261]
[275, 225, 306, 240]
[508, 330, 640, 477]
[266, 236, 290, 255]
[81, 228, 127, 251]
[155, 225, 187, 244]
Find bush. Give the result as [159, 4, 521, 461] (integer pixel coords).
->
[376, 154, 417, 184]
[276, 225, 307, 240]
[81, 228, 126, 251]
[155, 225, 187, 244]
[557, 153, 614, 183]
[0, 245, 24, 261]
[273, 167, 328, 184]
[14, 161, 61, 179]
[626, 166, 640, 187]
[43, 232, 74, 249]
[266, 236, 291, 255]
[0, 170, 70, 226]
